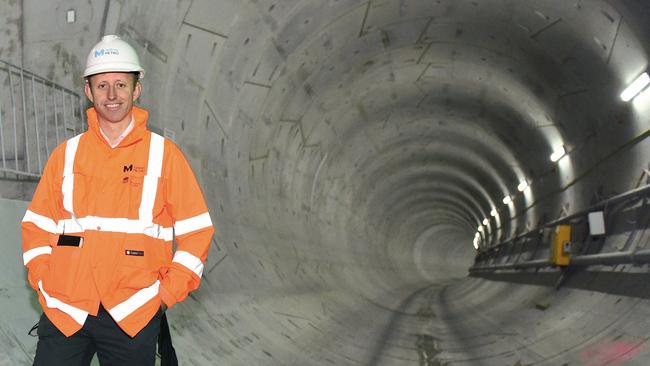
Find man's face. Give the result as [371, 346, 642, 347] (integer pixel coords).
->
[84, 72, 141, 125]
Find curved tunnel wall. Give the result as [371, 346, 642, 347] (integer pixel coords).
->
[4, 0, 650, 364]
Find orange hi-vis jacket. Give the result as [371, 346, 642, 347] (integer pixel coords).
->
[22, 106, 214, 337]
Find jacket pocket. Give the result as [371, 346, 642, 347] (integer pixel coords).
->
[117, 236, 159, 290]
[46, 234, 84, 297]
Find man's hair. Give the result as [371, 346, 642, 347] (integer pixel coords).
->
[85, 72, 140, 90]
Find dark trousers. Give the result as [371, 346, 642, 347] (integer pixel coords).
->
[33, 305, 162, 366]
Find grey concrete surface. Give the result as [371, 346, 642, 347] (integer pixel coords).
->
[1, 0, 650, 365]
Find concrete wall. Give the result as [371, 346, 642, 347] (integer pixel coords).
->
[2, 0, 650, 365]
[0, 198, 38, 365]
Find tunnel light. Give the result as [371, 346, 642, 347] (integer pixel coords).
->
[550, 146, 566, 162]
[482, 218, 489, 225]
[473, 238, 479, 250]
[66, 9, 76, 23]
[490, 209, 497, 217]
[621, 72, 650, 102]
[502, 195, 512, 205]
[478, 225, 484, 232]
[517, 180, 529, 192]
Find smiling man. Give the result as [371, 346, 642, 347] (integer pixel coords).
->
[85, 71, 141, 146]
[21, 35, 214, 366]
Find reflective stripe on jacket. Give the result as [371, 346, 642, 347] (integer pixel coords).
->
[22, 106, 214, 337]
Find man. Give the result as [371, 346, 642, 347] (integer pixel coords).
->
[21, 35, 214, 365]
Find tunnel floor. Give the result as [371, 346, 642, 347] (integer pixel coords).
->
[301, 274, 650, 366]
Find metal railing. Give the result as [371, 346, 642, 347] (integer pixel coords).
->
[470, 183, 650, 272]
[0, 60, 85, 178]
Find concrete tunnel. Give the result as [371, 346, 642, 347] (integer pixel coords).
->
[1, 0, 650, 364]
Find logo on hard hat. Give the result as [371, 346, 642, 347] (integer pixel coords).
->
[94, 48, 120, 58]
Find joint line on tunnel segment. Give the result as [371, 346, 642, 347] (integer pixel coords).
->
[273, 311, 311, 321]
[416, 18, 435, 45]
[181, 20, 228, 39]
[606, 15, 623, 64]
[359, 1, 372, 38]
[279, 119, 323, 155]
[249, 152, 269, 162]
[208, 254, 228, 274]
[203, 101, 230, 139]
[243, 80, 272, 89]
[530, 18, 562, 39]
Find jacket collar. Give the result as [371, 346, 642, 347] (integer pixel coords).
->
[86, 106, 149, 148]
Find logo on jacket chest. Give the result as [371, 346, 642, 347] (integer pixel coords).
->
[123, 164, 145, 173]
[122, 164, 145, 186]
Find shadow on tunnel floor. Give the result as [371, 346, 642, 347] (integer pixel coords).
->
[470, 267, 650, 300]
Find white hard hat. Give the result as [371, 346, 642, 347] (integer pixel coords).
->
[84, 35, 144, 79]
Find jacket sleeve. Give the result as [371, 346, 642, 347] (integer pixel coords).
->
[22, 145, 64, 291]
[159, 142, 214, 309]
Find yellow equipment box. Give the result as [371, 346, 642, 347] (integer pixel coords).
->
[550, 225, 571, 266]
